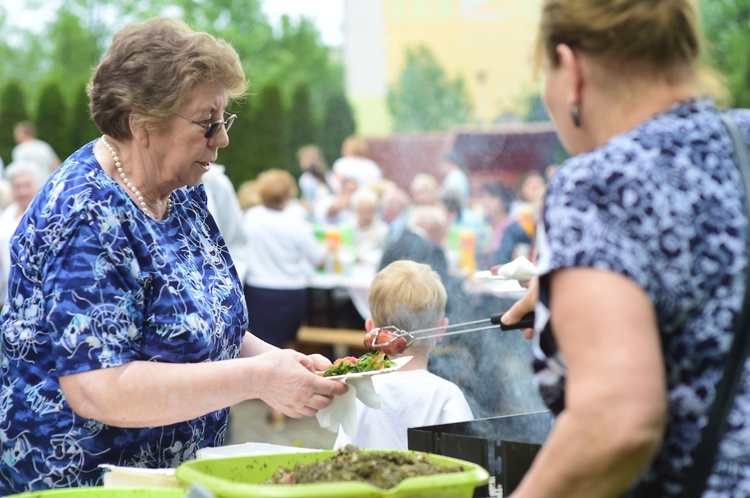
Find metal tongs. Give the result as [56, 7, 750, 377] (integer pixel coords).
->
[369, 312, 535, 351]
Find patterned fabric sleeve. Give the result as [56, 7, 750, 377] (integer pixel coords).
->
[537, 153, 661, 302]
[44, 209, 145, 376]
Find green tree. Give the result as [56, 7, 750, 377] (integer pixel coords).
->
[319, 93, 356, 166]
[46, 8, 103, 102]
[248, 82, 286, 178]
[35, 82, 69, 159]
[0, 3, 106, 114]
[218, 98, 255, 188]
[146, 0, 344, 115]
[525, 94, 551, 122]
[69, 82, 101, 153]
[0, 1, 345, 179]
[0, 24, 49, 102]
[701, 0, 750, 107]
[0, 81, 28, 163]
[387, 45, 473, 132]
[261, 16, 346, 119]
[287, 83, 317, 171]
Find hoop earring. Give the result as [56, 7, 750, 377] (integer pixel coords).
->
[570, 105, 581, 128]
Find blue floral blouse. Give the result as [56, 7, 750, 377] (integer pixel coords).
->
[533, 98, 750, 496]
[0, 140, 248, 493]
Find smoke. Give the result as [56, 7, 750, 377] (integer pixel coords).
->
[367, 126, 557, 419]
[427, 291, 546, 420]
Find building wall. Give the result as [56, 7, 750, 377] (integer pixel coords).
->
[344, 0, 392, 136]
[345, 0, 543, 135]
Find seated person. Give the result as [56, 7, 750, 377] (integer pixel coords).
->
[379, 205, 448, 277]
[313, 177, 358, 227]
[296, 144, 335, 210]
[379, 187, 411, 243]
[409, 173, 440, 206]
[333, 260, 474, 450]
[348, 188, 388, 266]
[379, 205, 466, 320]
[493, 186, 545, 264]
[440, 192, 491, 266]
[476, 181, 515, 269]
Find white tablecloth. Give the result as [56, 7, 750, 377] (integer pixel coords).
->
[308, 264, 376, 320]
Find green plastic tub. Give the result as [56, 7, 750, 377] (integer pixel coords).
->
[9, 488, 187, 498]
[175, 449, 490, 498]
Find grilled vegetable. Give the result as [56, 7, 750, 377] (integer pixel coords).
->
[323, 351, 395, 377]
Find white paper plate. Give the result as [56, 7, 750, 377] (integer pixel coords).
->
[323, 355, 413, 380]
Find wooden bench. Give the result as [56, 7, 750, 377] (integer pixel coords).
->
[296, 326, 366, 358]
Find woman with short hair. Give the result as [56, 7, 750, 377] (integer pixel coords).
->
[0, 18, 346, 493]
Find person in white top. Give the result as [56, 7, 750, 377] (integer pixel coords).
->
[0, 161, 42, 306]
[349, 188, 388, 267]
[438, 150, 471, 204]
[331, 136, 382, 190]
[12, 121, 60, 181]
[333, 260, 474, 450]
[296, 144, 335, 212]
[242, 168, 332, 428]
[202, 164, 248, 282]
[313, 177, 358, 227]
[242, 169, 328, 345]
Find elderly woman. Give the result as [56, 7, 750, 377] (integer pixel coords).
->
[502, 1, 750, 497]
[0, 18, 346, 493]
[0, 161, 42, 306]
[349, 188, 388, 266]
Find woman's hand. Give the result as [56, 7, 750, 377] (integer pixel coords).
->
[307, 353, 334, 372]
[250, 349, 349, 418]
[501, 276, 538, 339]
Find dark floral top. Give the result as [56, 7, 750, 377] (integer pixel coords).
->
[0, 140, 248, 493]
[533, 98, 750, 496]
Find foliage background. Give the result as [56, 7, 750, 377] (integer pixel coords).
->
[0, 0, 746, 187]
[0, 0, 354, 187]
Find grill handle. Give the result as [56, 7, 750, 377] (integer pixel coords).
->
[492, 312, 535, 331]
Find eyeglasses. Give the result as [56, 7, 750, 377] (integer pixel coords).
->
[176, 112, 237, 139]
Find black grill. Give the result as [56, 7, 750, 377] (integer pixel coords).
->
[408, 411, 554, 497]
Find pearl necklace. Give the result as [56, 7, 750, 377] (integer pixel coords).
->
[101, 135, 171, 219]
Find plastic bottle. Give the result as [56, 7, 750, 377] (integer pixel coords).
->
[324, 228, 343, 274]
[458, 229, 477, 276]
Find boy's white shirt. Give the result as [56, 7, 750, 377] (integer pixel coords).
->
[333, 368, 474, 450]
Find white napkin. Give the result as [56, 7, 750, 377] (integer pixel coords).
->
[495, 255, 537, 281]
[316, 356, 412, 437]
[316, 375, 381, 436]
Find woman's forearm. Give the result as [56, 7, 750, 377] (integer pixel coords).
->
[511, 401, 664, 497]
[511, 269, 667, 497]
[60, 358, 262, 427]
[59, 345, 343, 428]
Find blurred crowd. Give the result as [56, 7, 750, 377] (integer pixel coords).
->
[0, 126, 553, 314]
[0, 121, 60, 307]
[236, 136, 554, 284]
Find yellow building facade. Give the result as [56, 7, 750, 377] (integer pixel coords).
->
[344, 0, 543, 136]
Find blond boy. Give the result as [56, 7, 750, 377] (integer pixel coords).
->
[333, 260, 474, 450]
